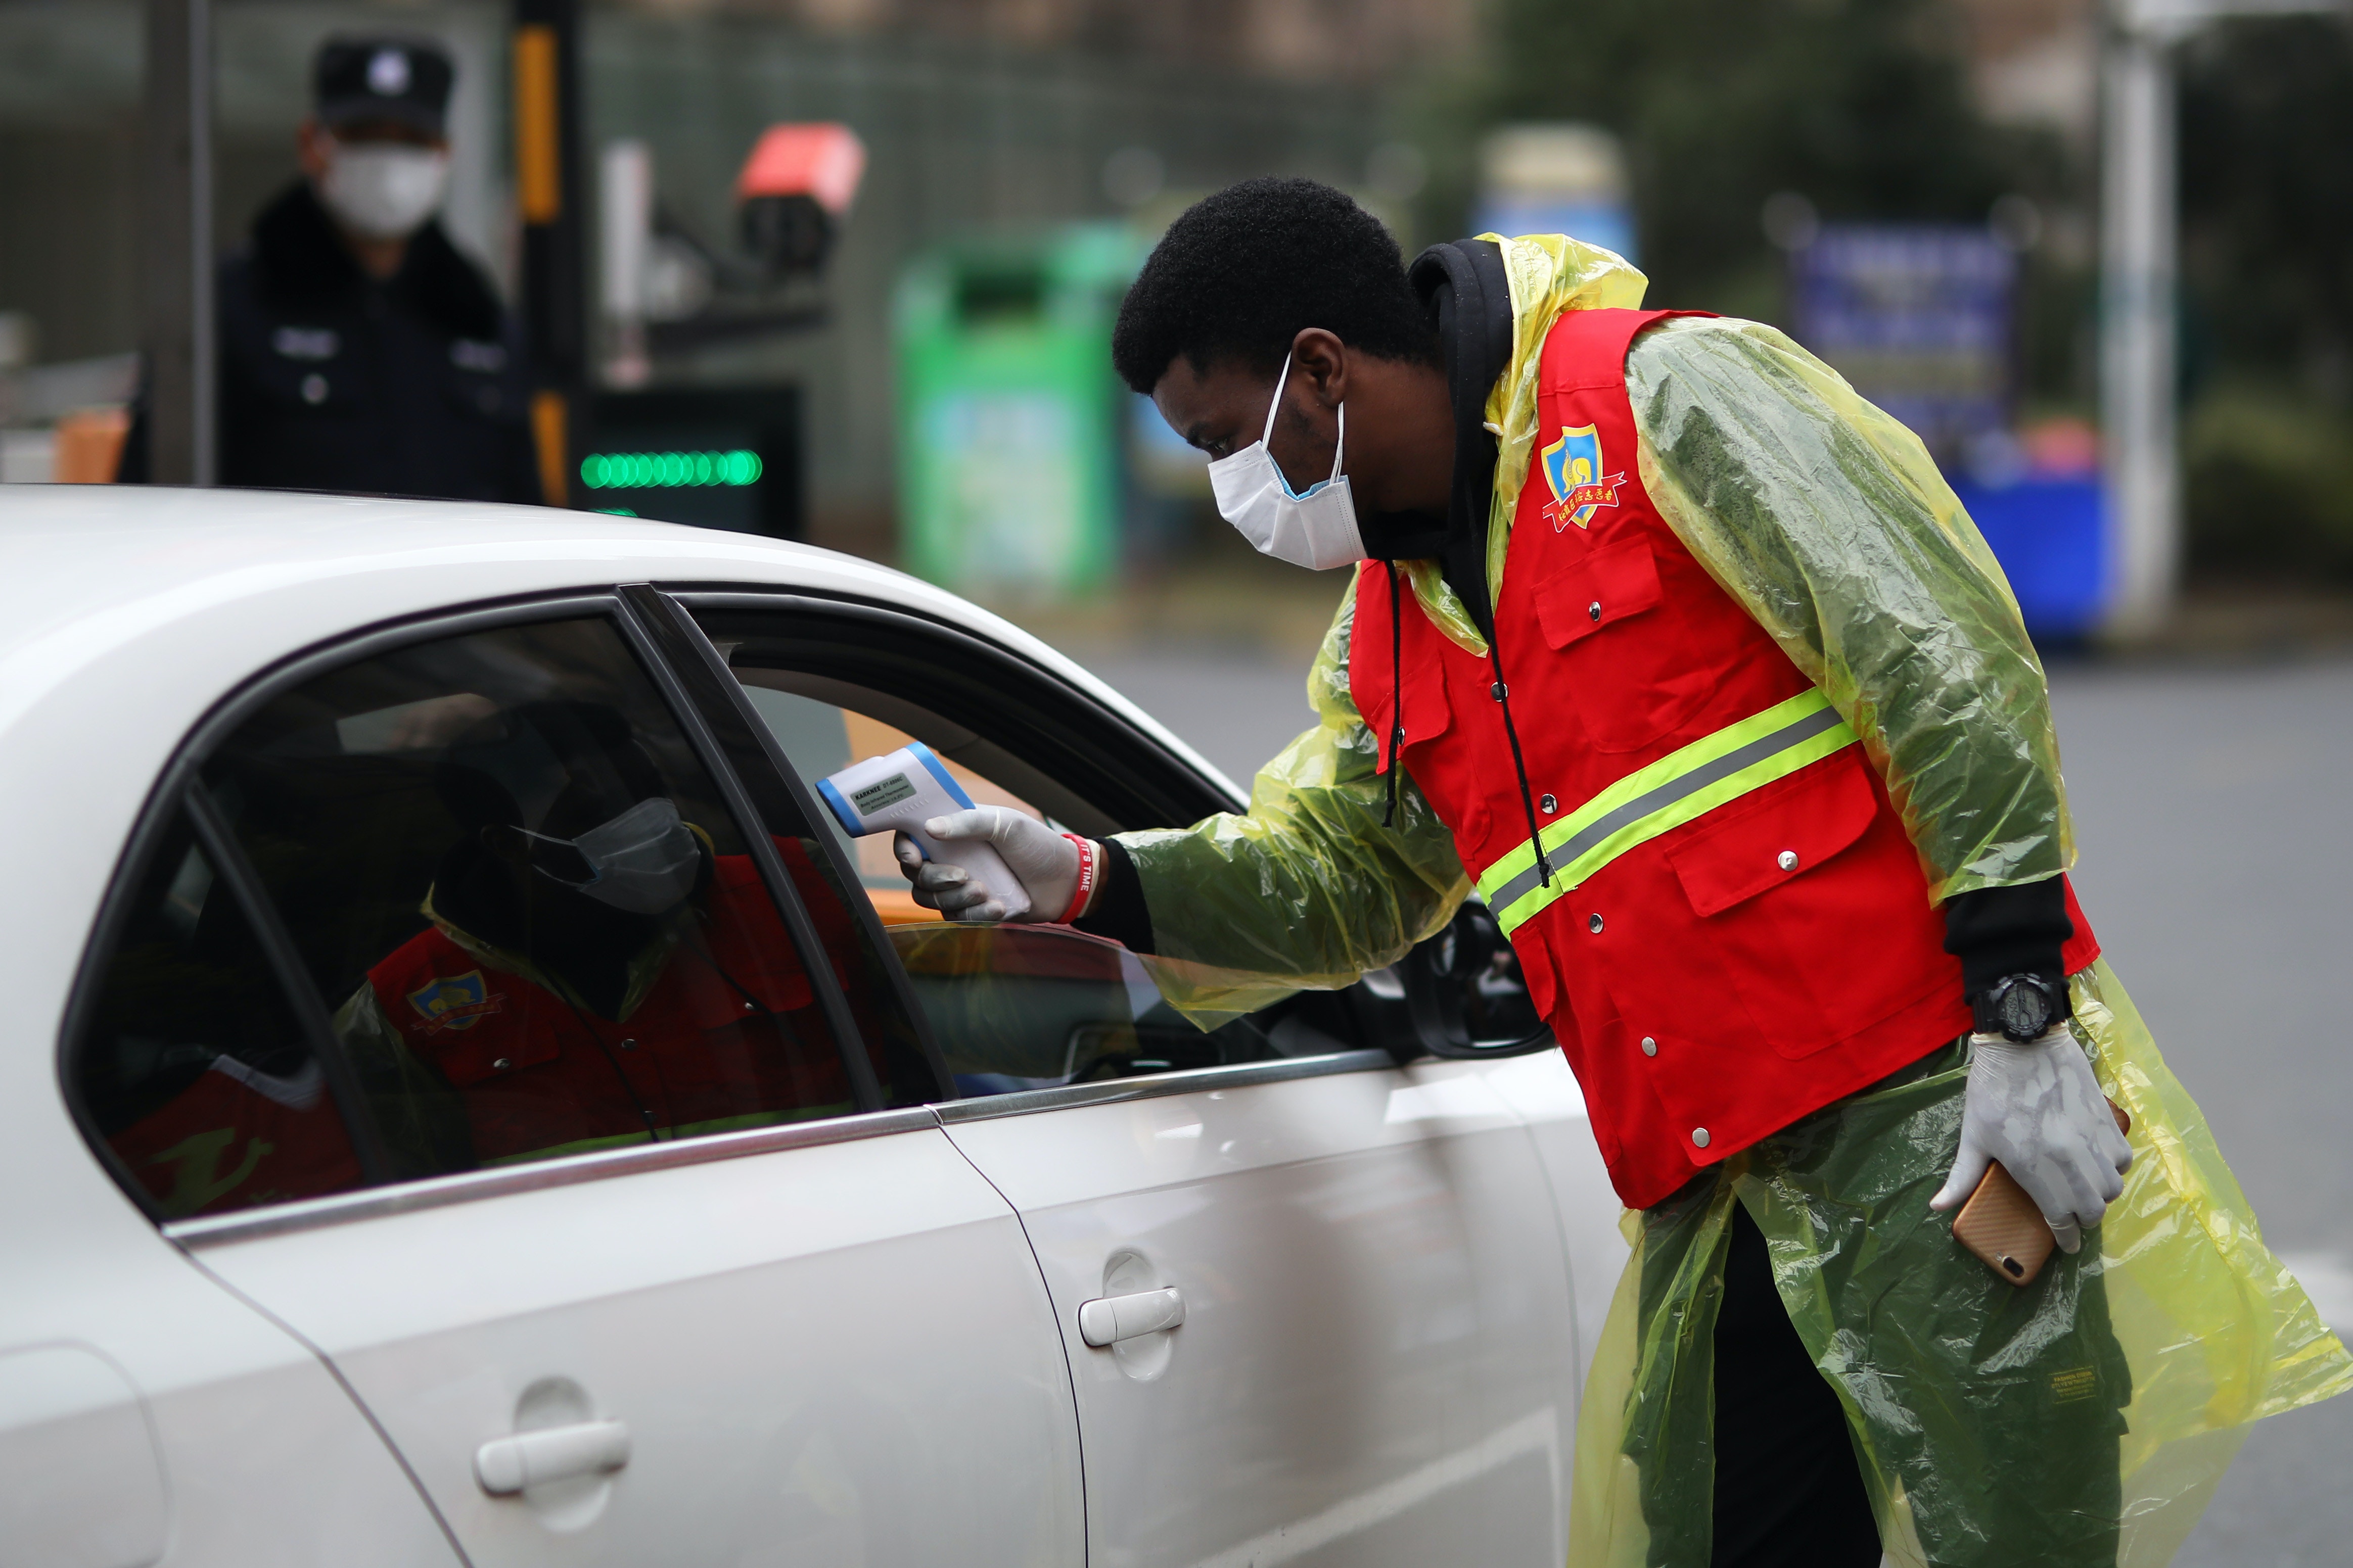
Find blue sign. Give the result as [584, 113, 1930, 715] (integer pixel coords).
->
[1789, 225, 2014, 467]
[1790, 224, 2109, 641]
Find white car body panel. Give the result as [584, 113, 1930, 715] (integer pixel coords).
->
[0, 1055, 458, 1568]
[1479, 1053, 1630, 1400]
[0, 487, 1631, 1565]
[183, 1123, 1084, 1567]
[942, 1056, 1578, 1568]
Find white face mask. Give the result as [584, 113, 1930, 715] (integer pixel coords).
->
[519, 796, 704, 915]
[1206, 351, 1366, 571]
[317, 139, 450, 241]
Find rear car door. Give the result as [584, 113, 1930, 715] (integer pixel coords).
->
[698, 590, 1583, 1567]
[30, 810, 463, 1568]
[60, 592, 1083, 1567]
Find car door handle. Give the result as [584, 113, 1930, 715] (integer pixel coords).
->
[474, 1418, 631, 1495]
[1078, 1286, 1185, 1347]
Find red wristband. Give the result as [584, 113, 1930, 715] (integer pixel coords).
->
[1058, 834, 1097, 924]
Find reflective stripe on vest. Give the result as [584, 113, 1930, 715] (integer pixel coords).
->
[1477, 688, 1859, 935]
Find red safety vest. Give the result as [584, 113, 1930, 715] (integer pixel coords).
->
[1350, 307, 2099, 1208]
[368, 844, 858, 1165]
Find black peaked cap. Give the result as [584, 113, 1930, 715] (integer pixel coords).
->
[315, 34, 454, 137]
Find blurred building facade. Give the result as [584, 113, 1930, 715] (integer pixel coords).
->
[1957, 0, 2099, 149]
[1950, 0, 2353, 585]
[14, 0, 2349, 597]
[0, 0, 1472, 540]
[693, 0, 1474, 83]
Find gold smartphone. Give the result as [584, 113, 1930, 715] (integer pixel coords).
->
[1952, 1099, 2131, 1287]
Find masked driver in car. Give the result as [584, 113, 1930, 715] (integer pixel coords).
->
[336, 699, 858, 1169]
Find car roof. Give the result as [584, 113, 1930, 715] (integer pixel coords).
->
[0, 486, 1243, 800]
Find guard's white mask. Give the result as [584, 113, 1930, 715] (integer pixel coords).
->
[318, 139, 450, 241]
[1207, 352, 1366, 571]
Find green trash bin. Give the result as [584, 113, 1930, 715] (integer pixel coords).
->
[894, 224, 1139, 600]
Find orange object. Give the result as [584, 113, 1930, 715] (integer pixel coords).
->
[513, 25, 562, 224]
[864, 887, 944, 926]
[2020, 415, 2101, 479]
[734, 123, 865, 214]
[530, 390, 568, 506]
[53, 407, 129, 483]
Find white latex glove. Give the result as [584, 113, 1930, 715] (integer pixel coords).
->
[894, 806, 1088, 924]
[1929, 1026, 2134, 1254]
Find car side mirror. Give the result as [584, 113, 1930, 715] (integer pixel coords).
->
[1393, 900, 1555, 1063]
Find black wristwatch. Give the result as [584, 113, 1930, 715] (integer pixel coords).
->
[1972, 973, 2066, 1042]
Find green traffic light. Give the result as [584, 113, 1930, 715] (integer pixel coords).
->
[579, 449, 764, 490]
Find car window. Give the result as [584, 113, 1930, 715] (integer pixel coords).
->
[189, 613, 884, 1177]
[894, 923, 1275, 1092]
[740, 685, 1047, 924]
[71, 809, 368, 1218]
[732, 670, 1292, 1091]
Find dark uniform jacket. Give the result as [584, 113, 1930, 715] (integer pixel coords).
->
[124, 181, 540, 503]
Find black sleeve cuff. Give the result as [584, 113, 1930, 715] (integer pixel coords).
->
[1942, 875, 2073, 1003]
[1071, 837, 1156, 954]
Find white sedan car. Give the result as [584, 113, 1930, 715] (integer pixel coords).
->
[2, 488, 1626, 1568]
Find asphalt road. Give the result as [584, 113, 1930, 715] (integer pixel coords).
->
[1069, 638, 2353, 1567]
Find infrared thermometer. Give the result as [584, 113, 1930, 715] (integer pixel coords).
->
[816, 743, 1032, 920]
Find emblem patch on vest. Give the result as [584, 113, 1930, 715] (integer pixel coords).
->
[1540, 424, 1625, 531]
[406, 970, 506, 1035]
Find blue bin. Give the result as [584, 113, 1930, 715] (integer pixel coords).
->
[1951, 477, 2107, 643]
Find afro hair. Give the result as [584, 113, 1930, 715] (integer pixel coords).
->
[1111, 176, 1438, 394]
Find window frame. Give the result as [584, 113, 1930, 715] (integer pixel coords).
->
[617, 585, 955, 1103]
[929, 1048, 1394, 1127]
[675, 589, 1242, 834]
[58, 590, 912, 1228]
[672, 586, 1415, 1080]
[606, 588, 902, 1110]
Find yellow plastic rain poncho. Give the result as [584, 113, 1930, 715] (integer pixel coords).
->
[1111, 235, 2351, 1562]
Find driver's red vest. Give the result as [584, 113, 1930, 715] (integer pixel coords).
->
[366, 844, 859, 1165]
[1350, 307, 2098, 1208]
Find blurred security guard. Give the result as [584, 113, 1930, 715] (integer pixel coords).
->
[895, 178, 2352, 1567]
[123, 35, 539, 501]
